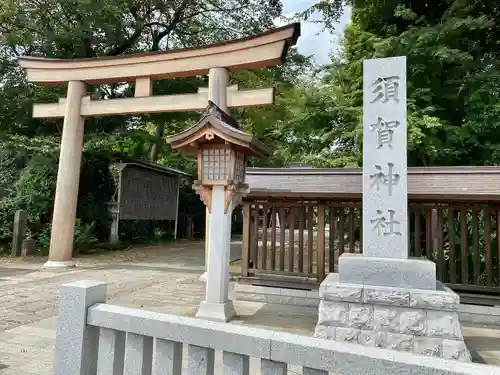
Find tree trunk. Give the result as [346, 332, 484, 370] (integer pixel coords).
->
[150, 123, 165, 161]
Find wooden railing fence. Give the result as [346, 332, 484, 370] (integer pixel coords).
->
[241, 200, 500, 303]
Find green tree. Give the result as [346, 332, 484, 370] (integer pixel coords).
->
[293, 0, 500, 168]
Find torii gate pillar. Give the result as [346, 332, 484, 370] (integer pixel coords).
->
[46, 81, 86, 267]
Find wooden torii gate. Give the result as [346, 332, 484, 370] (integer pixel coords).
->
[18, 23, 300, 268]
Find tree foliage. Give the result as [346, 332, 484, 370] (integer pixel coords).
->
[301, 0, 500, 167]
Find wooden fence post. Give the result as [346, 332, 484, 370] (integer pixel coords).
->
[241, 203, 251, 277]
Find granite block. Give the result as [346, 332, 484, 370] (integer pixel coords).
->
[410, 288, 459, 311]
[442, 339, 471, 362]
[372, 306, 425, 335]
[222, 351, 250, 375]
[373, 306, 399, 332]
[426, 311, 462, 340]
[318, 301, 349, 326]
[363, 286, 410, 306]
[338, 253, 437, 290]
[319, 274, 363, 303]
[153, 338, 182, 375]
[124, 333, 153, 374]
[187, 345, 215, 375]
[385, 333, 413, 352]
[313, 324, 335, 340]
[348, 305, 373, 329]
[359, 330, 386, 348]
[335, 327, 360, 343]
[413, 337, 442, 357]
[398, 308, 426, 336]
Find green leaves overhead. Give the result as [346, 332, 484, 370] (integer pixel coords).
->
[303, 0, 500, 167]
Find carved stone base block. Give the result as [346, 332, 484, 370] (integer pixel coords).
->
[196, 300, 236, 322]
[314, 273, 471, 362]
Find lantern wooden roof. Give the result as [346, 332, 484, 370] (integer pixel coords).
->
[166, 102, 270, 157]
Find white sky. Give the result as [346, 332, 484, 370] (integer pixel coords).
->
[280, 0, 351, 65]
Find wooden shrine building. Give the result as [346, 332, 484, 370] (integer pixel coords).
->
[240, 166, 500, 305]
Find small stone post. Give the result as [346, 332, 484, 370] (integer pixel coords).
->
[11, 209, 28, 257]
[53, 280, 106, 375]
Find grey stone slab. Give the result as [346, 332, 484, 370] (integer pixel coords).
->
[260, 359, 286, 375]
[302, 367, 328, 375]
[319, 274, 362, 303]
[318, 301, 349, 327]
[313, 324, 335, 340]
[153, 339, 182, 375]
[362, 56, 408, 259]
[413, 337, 442, 358]
[410, 288, 459, 312]
[363, 286, 409, 307]
[359, 330, 386, 348]
[442, 339, 471, 362]
[385, 333, 413, 352]
[334, 327, 360, 343]
[187, 345, 215, 375]
[338, 253, 437, 290]
[372, 305, 426, 335]
[426, 311, 463, 340]
[348, 305, 373, 330]
[87, 304, 273, 360]
[271, 330, 499, 375]
[97, 328, 125, 375]
[222, 351, 249, 375]
[123, 333, 153, 375]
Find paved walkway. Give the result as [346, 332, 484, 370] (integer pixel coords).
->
[0, 241, 499, 374]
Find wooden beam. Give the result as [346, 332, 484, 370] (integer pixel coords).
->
[135, 77, 152, 97]
[18, 24, 300, 85]
[32, 87, 274, 118]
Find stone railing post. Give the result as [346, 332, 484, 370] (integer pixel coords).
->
[53, 280, 107, 375]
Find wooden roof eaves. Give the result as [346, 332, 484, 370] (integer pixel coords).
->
[113, 161, 191, 177]
[246, 166, 500, 176]
[243, 191, 500, 203]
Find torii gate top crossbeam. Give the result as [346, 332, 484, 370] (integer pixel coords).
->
[18, 23, 300, 86]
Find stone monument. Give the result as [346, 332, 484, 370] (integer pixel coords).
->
[11, 209, 28, 257]
[314, 56, 471, 362]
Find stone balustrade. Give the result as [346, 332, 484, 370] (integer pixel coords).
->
[53, 280, 499, 375]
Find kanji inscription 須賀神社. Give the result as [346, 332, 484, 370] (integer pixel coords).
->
[363, 56, 408, 259]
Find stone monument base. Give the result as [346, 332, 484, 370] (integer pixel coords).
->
[314, 273, 471, 362]
[339, 253, 437, 290]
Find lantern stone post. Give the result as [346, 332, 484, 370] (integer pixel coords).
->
[200, 67, 230, 282]
[167, 102, 269, 322]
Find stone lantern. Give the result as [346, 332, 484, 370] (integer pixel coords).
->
[167, 101, 269, 321]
